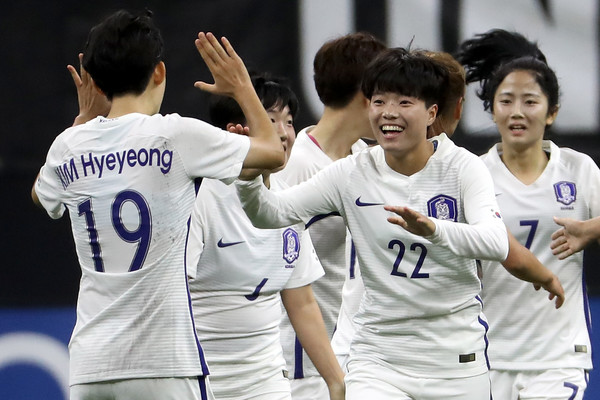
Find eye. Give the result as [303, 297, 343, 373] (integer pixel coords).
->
[287, 118, 294, 126]
[270, 118, 276, 123]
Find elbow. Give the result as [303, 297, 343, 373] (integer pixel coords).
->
[267, 148, 285, 170]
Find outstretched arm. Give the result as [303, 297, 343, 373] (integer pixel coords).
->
[193, 32, 283, 170]
[551, 216, 600, 260]
[384, 205, 508, 262]
[503, 231, 564, 309]
[281, 285, 345, 400]
[384, 206, 564, 308]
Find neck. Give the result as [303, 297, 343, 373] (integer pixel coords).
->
[385, 140, 434, 176]
[107, 94, 160, 118]
[500, 140, 548, 184]
[261, 172, 271, 189]
[310, 95, 370, 160]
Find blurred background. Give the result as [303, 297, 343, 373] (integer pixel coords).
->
[1, 0, 599, 398]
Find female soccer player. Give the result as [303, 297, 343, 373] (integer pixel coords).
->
[234, 48, 562, 399]
[457, 28, 600, 400]
[187, 72, 345, 400]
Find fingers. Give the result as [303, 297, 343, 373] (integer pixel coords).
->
[553, 293, 565, 309]
[67, 64, 82, 87]
[387, 216, 408, 229]
[550, 227, 564, 241]
[196, 32, 229, 68]
[193, 80, 213, 93]
[553, 216, 566, 227]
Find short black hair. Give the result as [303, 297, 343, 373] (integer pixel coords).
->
[82, 9, 164, 100]
[313, 32, 386, 108]
[362, 48, 449, 112]
[209, 72, 299, 129]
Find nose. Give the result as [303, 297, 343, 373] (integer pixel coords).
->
[275, 121, 287, 142]
[382, 104, 399, 119]
[511, 101, 524, 118]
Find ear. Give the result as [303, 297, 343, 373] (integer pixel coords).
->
[426, 104, 438, 126]
[153, 61, 166, 85]
[454, 97, 464, 121]
[546, 104, 560, 126]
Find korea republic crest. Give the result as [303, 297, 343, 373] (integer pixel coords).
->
[553, 181, 576, 205]
[427, 195, 458, 222]
[282, 228, 300, 263]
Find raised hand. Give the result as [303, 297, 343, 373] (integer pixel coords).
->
[194, 32, 252, 99]
[68, 53, 111, 126]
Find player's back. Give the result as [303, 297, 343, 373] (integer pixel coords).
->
[35, 112, 251, 384]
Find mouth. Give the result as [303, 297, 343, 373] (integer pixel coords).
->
[380, 124, 404, 137]
[508, 123, 527, 134]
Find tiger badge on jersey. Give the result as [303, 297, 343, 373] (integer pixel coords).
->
[282, 228, 300, 263]
[553, 181, 577, 205]
[427, 195, 457, 222]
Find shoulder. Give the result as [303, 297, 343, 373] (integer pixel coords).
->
[550, 141, 597, 168]
[432, 133, 482, 166]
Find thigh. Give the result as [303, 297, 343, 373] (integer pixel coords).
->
[421, 372, 490, 400]
[519, 369, 588, 400]
[490, 369, 521, 400]
[345, 360, 411, 400]
[71, 376, 213, 400]
[290, 376, 329, 400]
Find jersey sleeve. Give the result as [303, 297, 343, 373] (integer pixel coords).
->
[34, 134, 71, 219]
[171, 115, 250, 183]
[284, 229, 325, 289]
[580, 153, 600, 218]
[428, 155, 509, 262]
[186, 185, 210, 279]
[235, 159, 348, 228]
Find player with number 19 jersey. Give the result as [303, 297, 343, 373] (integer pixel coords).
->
[480, 141, 600, 371]
[236, 133, 509, 378]
[33, 113, 250, 385]
[187, 175, 324, 399]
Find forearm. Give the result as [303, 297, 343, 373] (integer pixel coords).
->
[502, 231, 553, 284]
[235, 177, 303, 228]
[281, 287, 345, 392]
[584, 217, 600, 246]
[234, 84, 284, 169]
[429, 218, 509, 262]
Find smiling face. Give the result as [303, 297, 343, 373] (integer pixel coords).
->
[369, 91, 437, 157]
[492, 70, 557, 152]
[268, 104, 296, 172]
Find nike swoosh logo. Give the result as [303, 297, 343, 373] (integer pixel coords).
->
[495, 192, 502, 197]
[355, 197, 384, 207]
[217, 238, 245, 248]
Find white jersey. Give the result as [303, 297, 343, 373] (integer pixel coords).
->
[236, 133, 509, 378]
[187, 176, 324, 399]
[34, 113, 250, 385]
[330, 236, 364, 366]
[480, 141, 600, 371]
[273, 126, 367, 379]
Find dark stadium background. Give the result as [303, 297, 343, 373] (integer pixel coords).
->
[1, 1, 598, 398]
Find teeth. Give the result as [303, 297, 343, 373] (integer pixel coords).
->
[381, 125, 403, 132]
